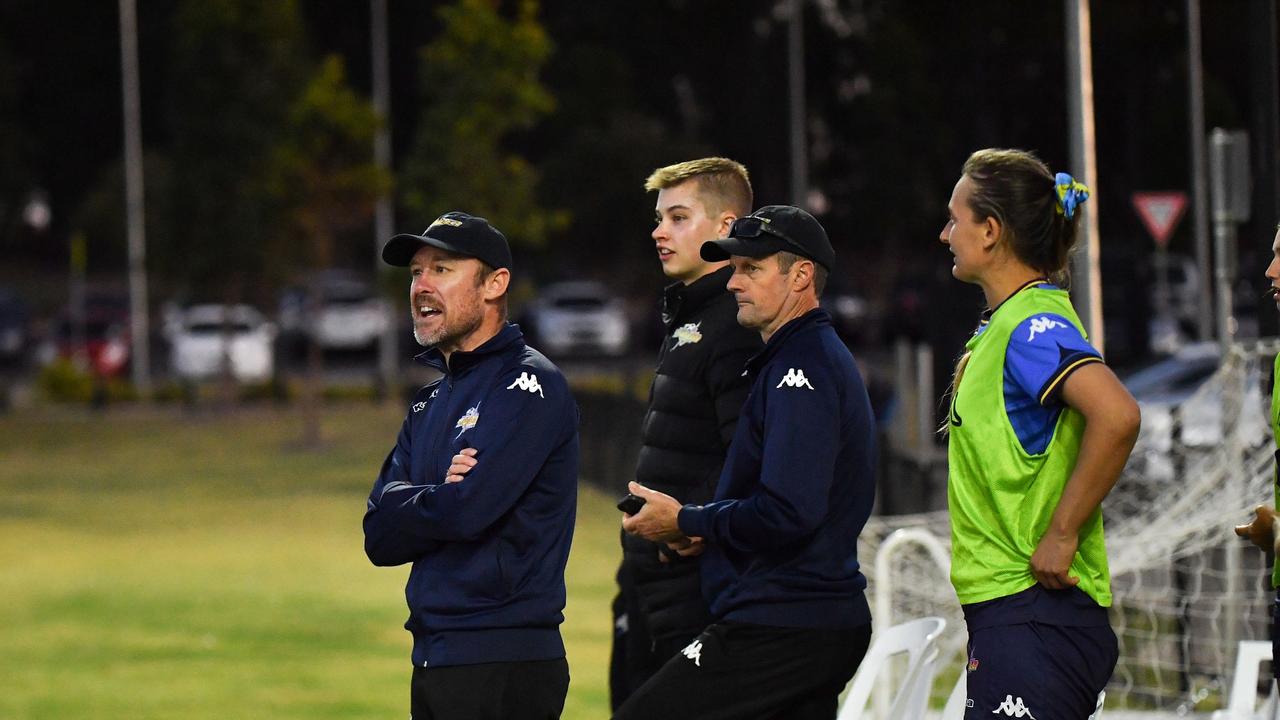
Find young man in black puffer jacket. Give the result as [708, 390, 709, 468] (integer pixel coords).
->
[610, 158, 762, 709]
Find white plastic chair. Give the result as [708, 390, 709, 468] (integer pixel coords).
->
[940, 670, 1105, 720]
[940, 670, 966, 720]
[837, 616, 946, 720]
[1212, 641, 1279, 720]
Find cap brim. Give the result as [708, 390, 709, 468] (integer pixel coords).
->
[700, 236, 785, 263]
[381, 233, 471, 267]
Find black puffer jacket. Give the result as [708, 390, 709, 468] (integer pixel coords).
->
[622, 266, 762, 641]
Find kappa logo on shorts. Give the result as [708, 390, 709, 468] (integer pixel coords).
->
[776, 367, 815, 390]
[506, 371, 544, 397]
[992, 695, 1038, 719]
[671, 321, 703, 348]
[1026, 315, 1067, 342]
[680, 638, 704, 667]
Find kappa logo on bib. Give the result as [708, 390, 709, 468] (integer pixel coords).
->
[1026, 316, 1067, 342]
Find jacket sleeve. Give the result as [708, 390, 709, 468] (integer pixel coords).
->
[679, 360, 840, 552]
[706, 322, 760, 448]
[363, 411, 442, 566]
[370, 367, 575, 543]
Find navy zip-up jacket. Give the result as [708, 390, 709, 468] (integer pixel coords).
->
[363, 323, 579, 668]
[677, 309, 875, 629]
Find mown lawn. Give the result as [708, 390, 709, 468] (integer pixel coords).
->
[0, 404, 617, 719]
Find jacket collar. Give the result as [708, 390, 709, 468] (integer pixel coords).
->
[415, 322, 525, 375]
[745, 308, 831, 378]
[662, 266, 734, 329]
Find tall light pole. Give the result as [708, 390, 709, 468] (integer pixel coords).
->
[372, 0, 396, 395]
[1065, 0, 1103, 353]
[1187, 0, 1213, 341]
[119, 0, 151, 395]
[788, 0, 808, 207]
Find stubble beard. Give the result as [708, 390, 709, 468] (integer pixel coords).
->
[413, 299, 484, 352]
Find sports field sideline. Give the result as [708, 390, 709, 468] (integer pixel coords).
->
[0, 404, 615, 719]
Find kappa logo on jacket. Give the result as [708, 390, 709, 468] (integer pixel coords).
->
[1026, 315, 1067, 342]
[776, 367, 815, 390]
[412, 400, 428, 413]
[454, 403, 480, 438]
[506, 371, 544, 397]
[992, 695, 1038, 719]
[671, 321, 703, 348]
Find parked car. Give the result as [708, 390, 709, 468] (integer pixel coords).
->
[39, 291, 131, 377]
[1121, 341, 1223, 464]
[169, 304, 276, 383]
[521, 281, 630, 358]
[0, 286, 30, 364]
[279, 270, 391, 352]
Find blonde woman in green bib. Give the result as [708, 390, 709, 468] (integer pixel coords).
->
[1233, 224, 1280, 692]
[939, 149, 1141, 720]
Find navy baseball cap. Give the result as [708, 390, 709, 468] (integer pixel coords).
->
[700, 205, 835, 272]
[382, 211, 512, 269]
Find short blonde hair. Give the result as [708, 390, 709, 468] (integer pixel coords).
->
[644, 157, 753, 218]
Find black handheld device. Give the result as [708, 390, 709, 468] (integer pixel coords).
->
[616, 493, 646, 515]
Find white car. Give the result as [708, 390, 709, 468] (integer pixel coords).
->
[279, 271, 391, 351]
[523, 281, 630, 357]
[169, 304, 276, 382]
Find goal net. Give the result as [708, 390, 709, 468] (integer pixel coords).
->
[862, 341, 1279, 714]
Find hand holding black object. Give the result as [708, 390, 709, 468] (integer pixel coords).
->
[617, 493, 646, 515]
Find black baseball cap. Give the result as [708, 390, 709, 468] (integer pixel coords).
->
[700, 205, 835, 272]
[381, 211, 512, 269]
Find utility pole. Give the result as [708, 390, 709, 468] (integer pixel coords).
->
[1187, 0, 1213, 341]
[1250, 0, 1280, 339]
[372, 0, 396, 397]
[788, 0, 808, 207]
[1065, 0, 1104, 353]
[119, 0, 151, 395]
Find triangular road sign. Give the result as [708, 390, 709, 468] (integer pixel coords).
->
[1132, 192, 1188, 248]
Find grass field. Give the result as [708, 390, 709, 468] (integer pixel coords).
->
[0, 404, 617, 719]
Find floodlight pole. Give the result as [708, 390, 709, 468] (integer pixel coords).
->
[372, 0, 396, 397]
[788, 0, 808, 207]
[1066, 0, 1104, 354]
[1187, 0, 1213, 341]
[119, 0, 151, 396]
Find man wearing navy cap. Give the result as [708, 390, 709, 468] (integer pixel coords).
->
[618, 205, 877, 719]
[365, 211, 579, 720]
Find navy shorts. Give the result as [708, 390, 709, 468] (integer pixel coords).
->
[963, 621, 1117, 720]
[1272, 589, 1280, 681]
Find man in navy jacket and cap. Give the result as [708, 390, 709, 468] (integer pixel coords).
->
[364, 211, 578, 720]
[618, 205, 877, 720]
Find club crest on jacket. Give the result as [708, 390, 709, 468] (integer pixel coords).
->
[672, 321, 703, 348]
[455, 403, 480, 438]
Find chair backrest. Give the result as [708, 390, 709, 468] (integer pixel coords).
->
[837, 616, 947, 720]
[1211, 641, 1275, 720]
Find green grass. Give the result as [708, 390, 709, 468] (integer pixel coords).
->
[0, 405, 616, 719]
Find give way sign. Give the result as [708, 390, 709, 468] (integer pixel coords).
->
[1131, 192, 1189, 248]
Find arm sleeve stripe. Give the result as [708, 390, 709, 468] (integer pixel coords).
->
[1037, 355, 1104, 406]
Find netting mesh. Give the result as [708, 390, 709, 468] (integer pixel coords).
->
[861, 342, 1280, 714]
